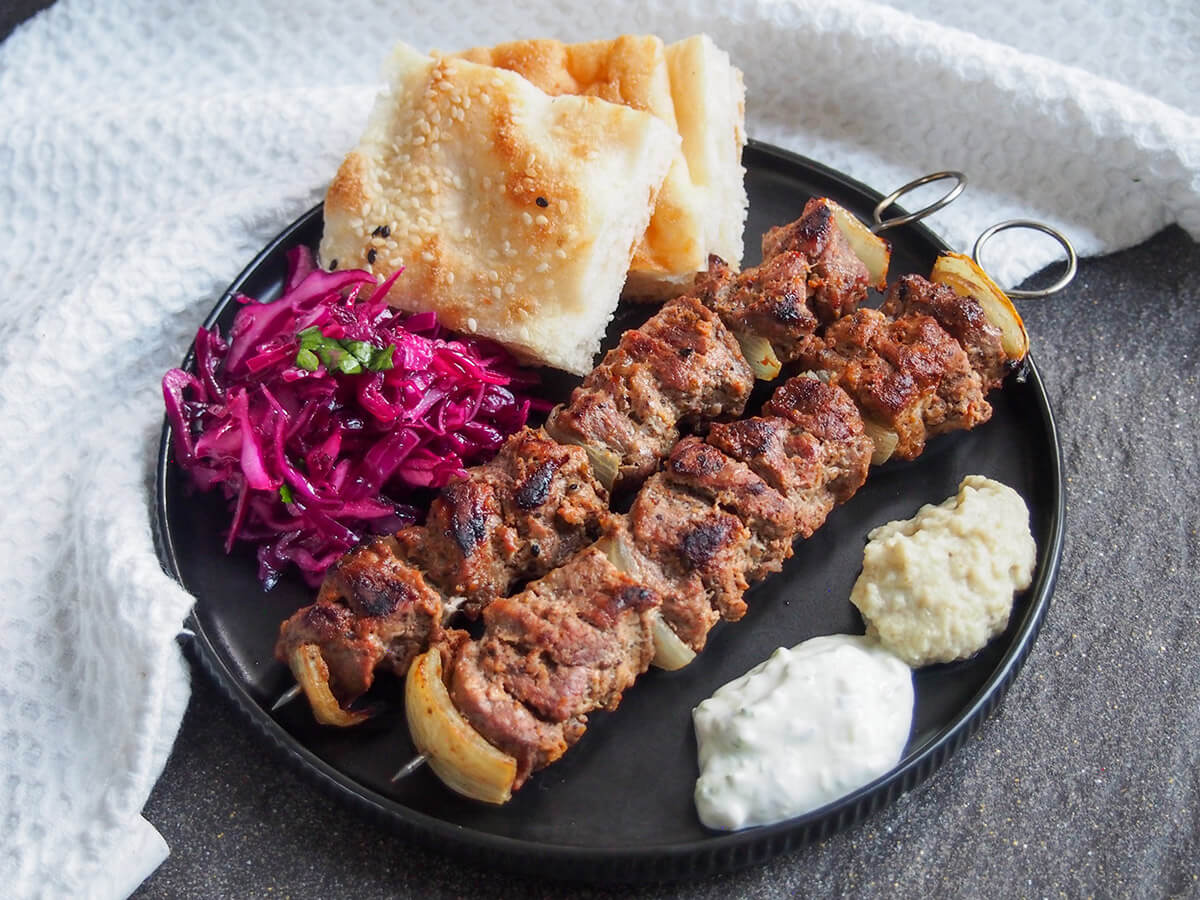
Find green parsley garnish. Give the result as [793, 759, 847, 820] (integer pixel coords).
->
[295, 327, 395, 374]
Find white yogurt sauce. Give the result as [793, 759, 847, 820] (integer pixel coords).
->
[850, 475, 1037, 668]
[692, 634, 913, 831]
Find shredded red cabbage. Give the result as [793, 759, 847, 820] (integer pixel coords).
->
[163, 246, 542, 589]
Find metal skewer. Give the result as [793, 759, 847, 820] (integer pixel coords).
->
[871, 171, 967, 234]
[391, 753, 429, 781]
[972, 218, 1078, 298]
[271, 683, 303, 711]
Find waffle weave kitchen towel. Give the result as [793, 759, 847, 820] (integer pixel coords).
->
[0, 0, 1196, 896]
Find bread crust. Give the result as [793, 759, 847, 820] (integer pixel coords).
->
[319, 44, 679, 375]
[450, 34, 747, 296]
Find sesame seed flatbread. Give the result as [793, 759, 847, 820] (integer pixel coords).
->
[319, 42, 680, 375]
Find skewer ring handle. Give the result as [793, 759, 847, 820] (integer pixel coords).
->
[871, 171, 967, 234]
[973, 219, 1078, 299]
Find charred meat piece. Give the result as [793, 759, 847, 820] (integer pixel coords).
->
[799, 308, 990, 459]
[714, 377, 872, 550]
[662, 437, 797, 582]
[546, 295, 754, 490]
[695, 252, 818, 357]
[447, 546, 659, 786]
[395, 428, 609, 616]
[761, 196, 871, 324]
[275, 537, 443, 704]
[761, 375, 873, 505]
[881, 274, 1013, 390]
[695, 198, 870, 361]
[626, 473, 754, 649]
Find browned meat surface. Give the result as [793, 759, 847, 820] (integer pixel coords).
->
[761, 197, 871, 324]
[546, 295, 754, 489]
[694, 251, 819, 357]
[445, 631, 579, 786]
[882, 274, 1012, 390]
[695, 198, 870, 361]
[663, 437, 797, 582]
[395, 428, 609, 615]
[627, 474, 753, 647]
[274, 602, 382, 703]
[275, 537, 443, 703]
[447, 546, 659, 785]
[799, 308, 991, 459]
[762, 375, 874, 505]
[622, 295, 754, 422]
[699, 377, 870, 548]
[706, 416, 822, 503]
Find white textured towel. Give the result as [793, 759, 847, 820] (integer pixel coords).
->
[0, 1, 1195, 896]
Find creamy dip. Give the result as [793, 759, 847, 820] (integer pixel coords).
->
[850, 475, 1036, 668]
[692, 634, 913, 831]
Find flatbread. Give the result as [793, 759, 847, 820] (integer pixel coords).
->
[453, 34, 747, 297]
[319, 42, 680, 374]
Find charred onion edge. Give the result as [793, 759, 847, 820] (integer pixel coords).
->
[289, 644, 372, 727]
[822, 199, 891, 290]
[930, 252, 1029, 360]
[734, 332, 783, 381]
[405, 648, 517, 804]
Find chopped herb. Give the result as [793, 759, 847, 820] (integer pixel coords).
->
[295, 348, 319, 371]
[371, 344, 395, 371]
[344, 340, 373, 365]
[294, 326, 395, 374]
[279, 484, 295, 504]
[317, 342, 362, 375]
[297, 326, 323, 350]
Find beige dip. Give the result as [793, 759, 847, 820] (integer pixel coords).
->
[850, 475, 1036, 668]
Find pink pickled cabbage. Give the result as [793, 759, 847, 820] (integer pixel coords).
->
[163, 246, 542, 589]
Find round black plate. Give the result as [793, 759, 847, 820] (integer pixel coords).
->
[155, 141, 1064, 882]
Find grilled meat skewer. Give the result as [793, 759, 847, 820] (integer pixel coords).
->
[275, 199, 878, 718]
[275, 429, 609, 718]
[424, 376, 870, 792]
[406, 263, 1029, 800]
[544, 196, 874, 491]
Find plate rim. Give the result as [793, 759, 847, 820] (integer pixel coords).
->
[153, 139, 1065, 882]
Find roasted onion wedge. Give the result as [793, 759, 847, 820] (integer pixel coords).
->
[820, 198, 891, 290]
[931, 252, 1029, 360]
[405, 648, 517, 804]
[602, 530, 696, 670]
[734, 332, 783, 381]
[862, 417, 900, 466]
[288, 644, 372, 728]
[544, 418, 621, 492]
[650, 611, 698, 670]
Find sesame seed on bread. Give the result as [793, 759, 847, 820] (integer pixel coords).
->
[452, 34, 748, 300]
[319, 42, 680, 375]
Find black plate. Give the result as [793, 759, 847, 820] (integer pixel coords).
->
[155, 141, 1064, 882]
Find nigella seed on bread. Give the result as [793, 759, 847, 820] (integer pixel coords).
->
[453, 34, 748, 300]
[319, 42, 680, 375]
